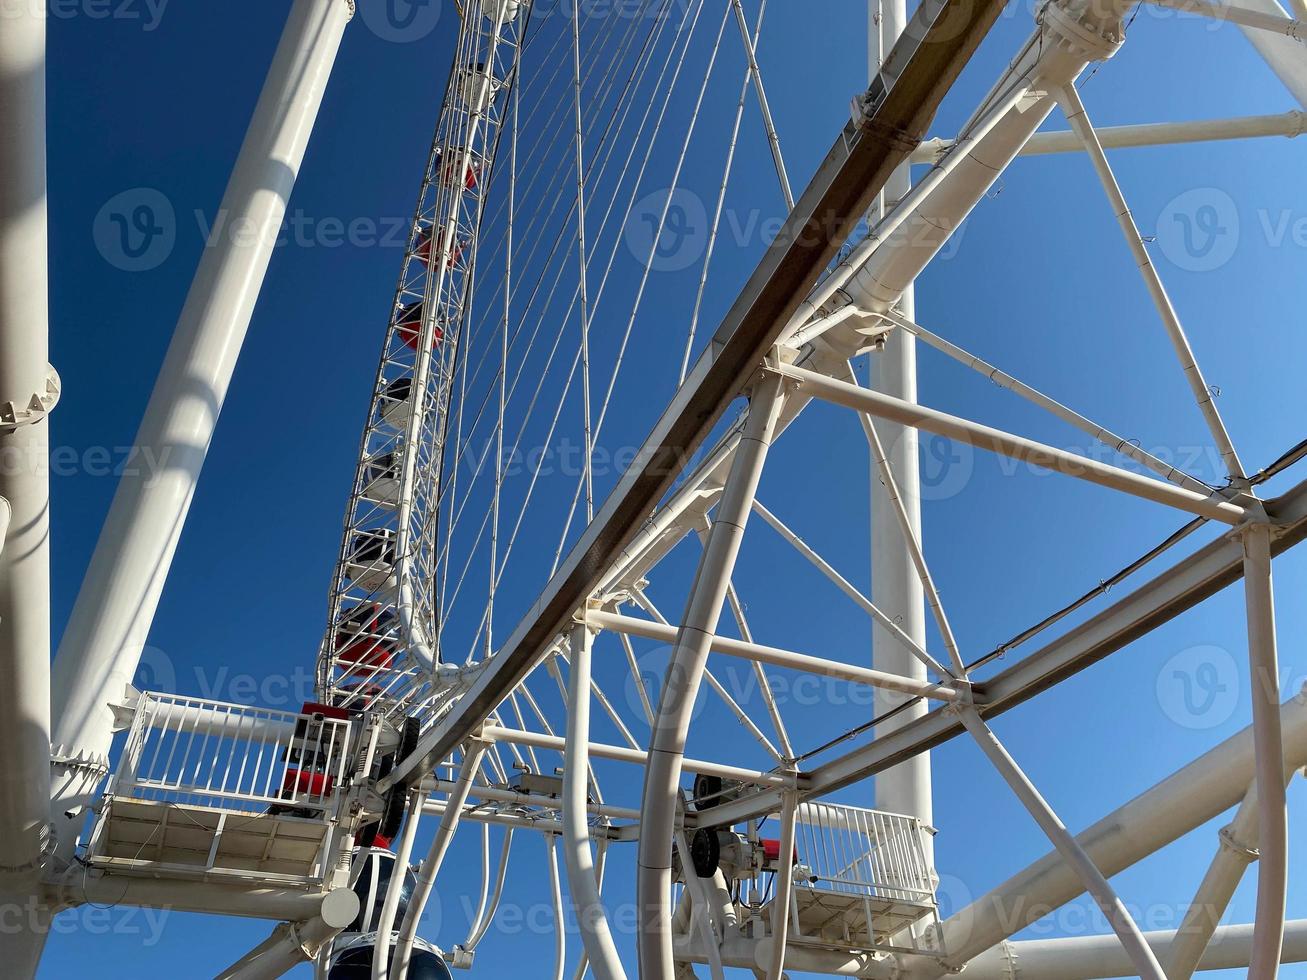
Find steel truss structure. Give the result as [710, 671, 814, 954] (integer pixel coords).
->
[4, 0, 1307, 977]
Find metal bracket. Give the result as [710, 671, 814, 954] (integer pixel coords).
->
[0, 364, 60, 432]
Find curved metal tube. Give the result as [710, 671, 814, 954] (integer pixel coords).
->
[464, 827, 514, 952]
[636, 375, 784, 979]
[390, 740, 488, 979]
[562, 623, 627, 980]
[547, 833, 566, 980]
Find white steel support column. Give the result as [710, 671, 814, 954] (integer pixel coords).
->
[49, 0, 353, 850]
[869, 0, 932, 854]
[391, 739, 489, 979]
[0, 0, 54, 908]
[956, 707, 1167, 980]
[1242, 522, 1288, 978]
[637, 373, 785, 980]
[563, 620, 627, 980]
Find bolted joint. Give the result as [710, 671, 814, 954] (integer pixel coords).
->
[0, 364, 60, 432]
[1217, 823, 1260, 862]
[1039, 0, 1127, 62]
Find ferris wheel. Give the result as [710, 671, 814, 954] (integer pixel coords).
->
[5, 0, 1307, 977]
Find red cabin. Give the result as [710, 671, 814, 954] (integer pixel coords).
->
[414, 224, 464, 268]
[395, 302, 444, 351]
[436, 147, 480, 190]
[334, 603, 398, 672]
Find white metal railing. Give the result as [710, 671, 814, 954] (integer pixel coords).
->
[111, 692, 354, 815]
[793, 802, 936, 906]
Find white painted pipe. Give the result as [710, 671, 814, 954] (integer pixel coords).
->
[1167, 767, 1296, 979]
[547, 833, 566, 980]
[371, 790, 424, 980]
[842, 0, 1130, 323]
[637, 374, 785, 979]
[909, 111, 1307, 163]
[426, 778, 640, 822]
[463, 827, 514, 952]
[867, 0, 934, 861]
[562, 622, 627, 980]
[0, 0, 54, 914]
[920, 685, 1307, 975]
[782, 69, 1036, 342]
[215, 889, 360, 980]
[766, 789, 799, 980]
[482, 725, 793, 787]
[675, 829, 726, 980]
[49, 0, 353, 851]
[961, 919, 1307, 979]
[957, 708, 1166, 979]
[1241, 522, 1288, 978]
[1146, 0, 1303, 35]
[1056, 82, 1243, 482]
[390, 740, 487, 979]
[1235, 0, 1307, 106]
[887, 312, 1215, 496]
[586, 609, 959, 701]
[773, 361, 1246, 524]
[51, 874, 354, 923]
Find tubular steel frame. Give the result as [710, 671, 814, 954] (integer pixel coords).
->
[20, 0, 1307, 976]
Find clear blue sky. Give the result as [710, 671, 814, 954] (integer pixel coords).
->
[41, 0, 1306, 976]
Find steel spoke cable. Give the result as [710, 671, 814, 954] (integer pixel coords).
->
[427, 4, 673, 543]
[549, 0, 730, 572]
[682, 0, 769, 383]
[435, 0, 707, 625]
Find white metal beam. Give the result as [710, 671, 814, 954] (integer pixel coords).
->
[585, 609, 960, 702]
[0, 0, 54, 923]
[1241, 522, 1288, 978]
[909, 111, 1307, 163]
[771, 361, 1246, 523]
[959, 919, 1307, 979]
[1055, 83, 1245, 483]
[49, 0, 354, 855]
